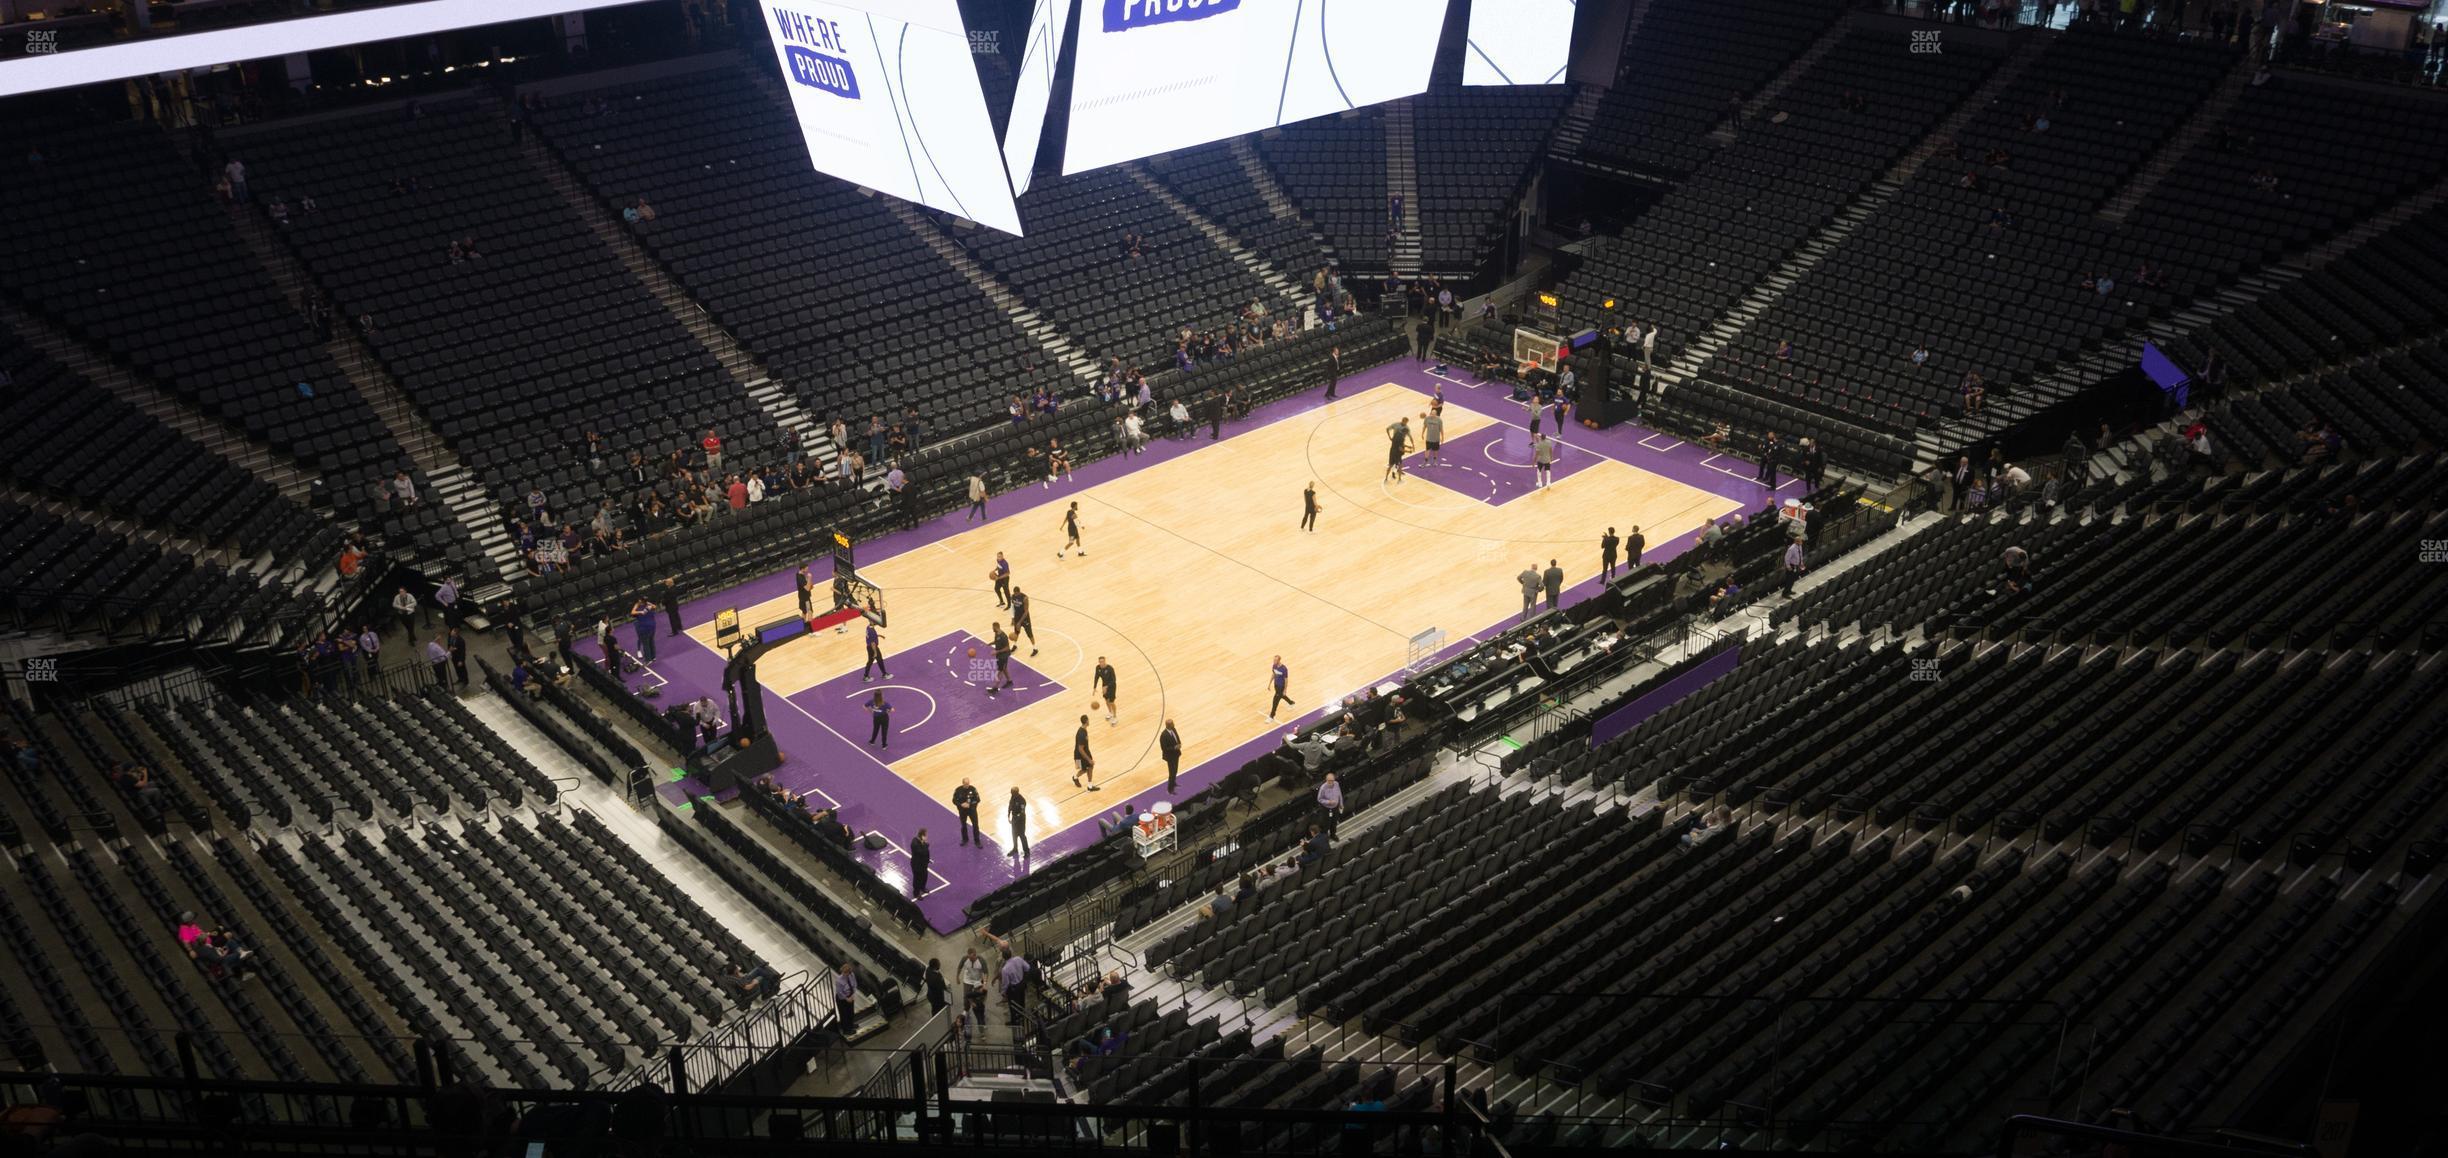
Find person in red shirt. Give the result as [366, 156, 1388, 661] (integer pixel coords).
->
[726, 475, 748, 511]
[336, 542, 363, 578]
[701, 428, 724, 475]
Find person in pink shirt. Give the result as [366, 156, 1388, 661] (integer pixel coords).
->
[726, 475, 748, 511]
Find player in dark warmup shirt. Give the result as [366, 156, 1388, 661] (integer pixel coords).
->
[1093, 658, 1118, 725]
[1071, 714, 1098, 790]
[1009, 588, 1037, 656]
[1059, 502, 1084, 558]
[988, 624, 1015, 695]
[990, 552, 1011, 608]
[1268, 656, 1294, 719]
[1301, 482, 1320, 532]
[861, 621, 888, 680]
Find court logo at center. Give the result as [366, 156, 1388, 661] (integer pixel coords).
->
[1103, 0, 1240, 33]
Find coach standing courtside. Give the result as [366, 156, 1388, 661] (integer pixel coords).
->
[1007, 787, 1030, 858]
[952, 778, 981, 845]
[1518, 565, 1540, 619]
[1601, 528, 1621, 580]
[1160, 719, 1183, 793]
[1544, 560, 1565, 611]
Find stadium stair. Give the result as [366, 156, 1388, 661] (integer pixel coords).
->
[1227, 137, 1336, 269]
[2096, 49, 2259, 224]
[0, 302, 317, 507]
[1383, 100, 1422, 276]
[221, 204, 519, 587]
[1707, 11, 1857, 145]
[508, 98, 823, 469]
[1123, 163, 1316, 310]
[879, 198, 1100, 391]
[1662, 33, 2051, 397]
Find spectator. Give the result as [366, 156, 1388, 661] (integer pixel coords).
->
[1300, 823, 1331, 867]
[999, 946, 1030, 1018]
[957, 948, 989, 1021]
[1316, 771, 1344, 837]
[925, 958, 949, 1015]
[1960, 371, 1987, 416]
[834, 963, 861, 1034]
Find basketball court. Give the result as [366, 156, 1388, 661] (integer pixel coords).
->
[644, 364, 1778, 929]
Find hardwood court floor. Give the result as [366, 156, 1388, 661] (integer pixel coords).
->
[682, 381, 1739, 843]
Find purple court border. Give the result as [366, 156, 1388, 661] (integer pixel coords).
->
[644, 358, 1791, 932]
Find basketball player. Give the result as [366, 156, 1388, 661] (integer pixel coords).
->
[1059, 502, 1085, 558]
[1093, 657, 1118, 725]
[988, 623, 1015, 695]
[1071, 714, 1098, 790]
[1421, 410, 1444, 467]
[795, 564, 814, 619]
[1384, 418, 1412, 482]
[1300, 482, 1320, 533]
[990, 552, 1011, 608]
[1268, 655, 1294, 719]
[1533, 433, 1557, 488]
[1009, 588, 1037, 656]
[861, 620, 888, 681]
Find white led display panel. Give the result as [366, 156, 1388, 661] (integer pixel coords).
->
[1461, 0, 1574, 86]
[1062, 0, 1451, 176]
[759, 0, 1024, 234]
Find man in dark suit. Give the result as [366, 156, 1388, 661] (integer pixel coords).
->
[1324, 345, 1342, 400]
[660, 577, 684, 635]
[1600, 528, 1620, 580]
[952, 779, 981, 845]
[1007, 787, 1030, 858]
[1627, 526, 1645, 568]
[1160, 719, 1183, 793]
[909, 830, 931, 898]
[1542, 560, 1565, 611]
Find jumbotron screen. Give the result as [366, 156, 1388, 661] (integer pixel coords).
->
[1461, 0, 1575, 86]
[1062, 0, 1451, 176]
[759, 0, 1025, 234]
[1000, 0, 1076, 196]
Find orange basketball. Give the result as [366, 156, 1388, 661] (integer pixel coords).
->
[967, 646, 978, 658]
